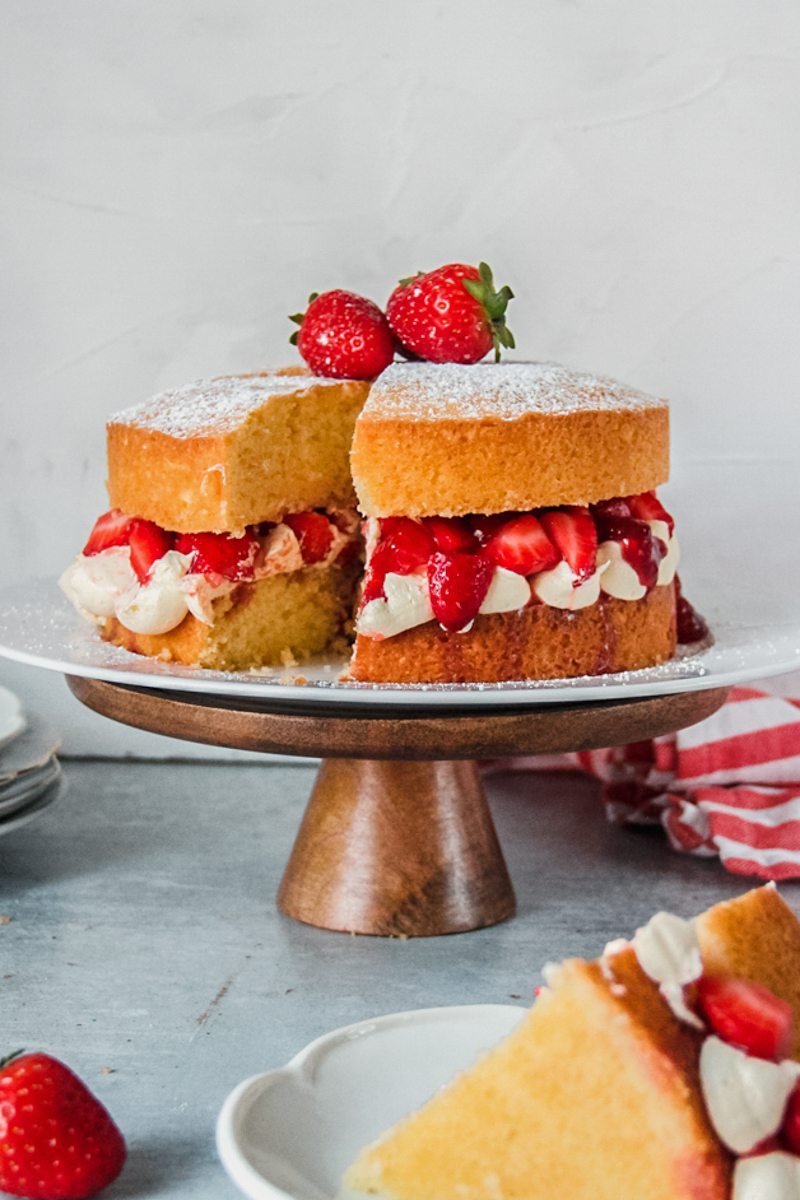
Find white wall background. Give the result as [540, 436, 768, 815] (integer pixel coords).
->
[2, 0, 799, 755]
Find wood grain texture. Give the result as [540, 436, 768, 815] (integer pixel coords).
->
[277, 759, 515, 936]
[65, 677, 730, 761]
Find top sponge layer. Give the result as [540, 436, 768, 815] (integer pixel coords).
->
[351, 361, 670, 517]
[107, 371, 370, 533]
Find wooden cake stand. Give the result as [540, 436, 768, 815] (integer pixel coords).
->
[66, 675, 729, 938]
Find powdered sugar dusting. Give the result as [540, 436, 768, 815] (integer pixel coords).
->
[363, 361, 667, 422]
[110, 373, 344, 438]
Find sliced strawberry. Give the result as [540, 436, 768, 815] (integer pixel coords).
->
[484, 513, 560, 576]
[427, 551, 494, 632]
[591, 497, 631, 521]
[423, 516, 475, 553]
[361, 519, 435, 604]
[595, 514, 665, 591]
[129, 519, 175, 583]
[283, 511, 334, 565]
[83, 509, 134, 556]
[781, 1082, 800, 1153]
[539, 507, 597, 584]
[697, 976, 793, 1062]
[378, 517, 435, 572]
[627, 490, 675, 535]
[175, 528, 259, 580]
[468, 514, 506, 545]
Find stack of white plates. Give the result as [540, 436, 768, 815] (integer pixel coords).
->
[0, 686, 64, 836]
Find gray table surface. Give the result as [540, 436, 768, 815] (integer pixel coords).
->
[0, 759, 793, 1198]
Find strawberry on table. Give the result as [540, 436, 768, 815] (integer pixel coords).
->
[539, 507, 597, 584]
[427, 551, 494, 632]
[82, 510, 133, 557]
[174, 528, 261, 579]
[484, 514, 560, 576]
[289, 289, 395, 380]
[386, 261, 515, 364]
[0, 1051, 126, 1199]
[127, 519, 174, 583]
[697, 976, 794, 1062]
[283, 511, 335, 565]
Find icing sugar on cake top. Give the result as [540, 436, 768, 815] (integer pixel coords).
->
[110, 372, 344, 438]
[362, 361, 667, 422]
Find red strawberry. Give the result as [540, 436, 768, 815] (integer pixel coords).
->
[289, 289, 394, 380]
[386, 262, 515, 364]
[283, 512, 335, 565]
[0, 1051, 126, 1199]
[782, 1082, 800, 1153]
[82, 510, 133, 557]
[175, 528, 260, 579]
[591, 497, 632, 522]
[539, 507, 597, 584]
[361, 519, 434, 603]
[128, 520, 174, 583]
[423, 516, 475, 553]
[468, 514, 506, 544]
[484, 514, 560, 576]
[377, 518, 435, 572]
[627, 490, 675, 536]
[427, 551, 494, 632]
[697, 976, 793, 1061]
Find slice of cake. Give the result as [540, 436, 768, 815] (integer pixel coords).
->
[349, 361, 703, 684]
[344, 886, 800, 1200]
[60, 371, 370, 669]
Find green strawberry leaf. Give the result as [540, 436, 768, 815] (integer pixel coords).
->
[462, 262, 516, 361]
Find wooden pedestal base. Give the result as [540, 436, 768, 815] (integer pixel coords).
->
[66, 676, 731, 938]
[277, 759, 514, 936]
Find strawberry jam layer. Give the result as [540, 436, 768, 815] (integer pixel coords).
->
[61, 508, 358, 636]
[357, 492, 694, 642]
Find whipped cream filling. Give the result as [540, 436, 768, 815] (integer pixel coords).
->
[700, 1036, 800, 1154]
[734, 1152, 800, 1199]
[532, 560, 606, 611]
[357, 516, 679, 640]
[630, 911, 705, 1029]
[358, 567, 529, 641]
[62, 518, 352, 637]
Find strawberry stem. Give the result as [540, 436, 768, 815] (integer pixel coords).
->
[0, 1050, 24, 1070]
[287, 292, 321, 346]
[462, 261, 515, 361]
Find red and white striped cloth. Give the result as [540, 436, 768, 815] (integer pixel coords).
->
[496, 682, 800, 880]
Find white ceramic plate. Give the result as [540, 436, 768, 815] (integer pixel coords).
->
[0, 772, 65, 837]
[0, 756, 61, 819]
[1, 583, 799, 710]
[217, 1004, 523, 1200]
[0, 685, 26, 750]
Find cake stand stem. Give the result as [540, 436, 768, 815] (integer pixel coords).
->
[277, 758, 516, 937]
